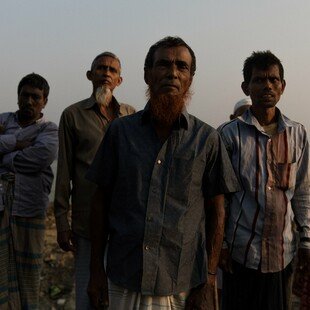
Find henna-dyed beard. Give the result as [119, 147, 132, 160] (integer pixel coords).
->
[146, 87, 192, 126]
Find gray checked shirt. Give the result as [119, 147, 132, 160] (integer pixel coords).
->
[87, 105, 239, 295]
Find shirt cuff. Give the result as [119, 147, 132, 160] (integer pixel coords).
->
[300, 238, 310, 250]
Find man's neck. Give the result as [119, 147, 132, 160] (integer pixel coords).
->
[94, 95, 116, 121]
[250, 106, 278, 126]
[17, 113, 41, 128]
[151, 119, 174, 143]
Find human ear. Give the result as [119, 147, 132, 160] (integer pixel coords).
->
[86, 70, 92, 81]
[144, 69, 151, 85]
[116, 76, 123, 86]
[241, 82, 250, 96]
[43, 98, 48, 108]
[281, 79, 286, 94]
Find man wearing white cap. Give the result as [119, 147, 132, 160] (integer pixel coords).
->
[229, 98, 252, 120]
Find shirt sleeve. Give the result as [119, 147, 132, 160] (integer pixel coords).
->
[54, 110, 76, 233]
[291, 128, 310, 249]
[0, 134, 17, 155]
[203, 130, 240, 198]
[0, 123, 50, 155]
[2, 122, 58, 173]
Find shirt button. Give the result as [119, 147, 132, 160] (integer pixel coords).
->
[267, 186, 272, 191]
[145, 245, 150, 251]
[268, 139, 272, 143]
[157, 159, 162, 165]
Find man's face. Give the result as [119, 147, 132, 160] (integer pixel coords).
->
[18, 85, 47, 122]
[242, 65, 286, 109]
[145, 46, 193, 96]
[87, 56, 122, 92]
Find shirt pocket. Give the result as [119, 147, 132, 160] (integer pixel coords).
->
[274, 162, 297, 190]
[167, 151, 194, 203]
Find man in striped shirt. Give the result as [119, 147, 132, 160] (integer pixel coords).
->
[219, 51, 310, 310]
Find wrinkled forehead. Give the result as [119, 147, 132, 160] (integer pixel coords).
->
[153, 46, 192, 64]
[92, 56, 121, 71]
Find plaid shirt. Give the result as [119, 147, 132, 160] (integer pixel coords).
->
[219, 108, 310, 272]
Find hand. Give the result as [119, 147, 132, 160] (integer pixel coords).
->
[185, 276, 218, 310]
[88, 265, 109, 309]
[57, 230, 76, 252]
[0, 124, 5, 134]
[15, 140, 33, 150]
[219, 248, 232, 273]
[293, 248, 310, 296]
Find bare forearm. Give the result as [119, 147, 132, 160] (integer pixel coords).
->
[205, 194, 225, 273]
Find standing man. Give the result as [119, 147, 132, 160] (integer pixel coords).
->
[54, 52, 135, 309]
[87, 37, 239, 310]
[0, 73, 58, 309]
[219, 51, 310, 309]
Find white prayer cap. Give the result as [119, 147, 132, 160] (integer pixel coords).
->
[233, 98, 252, 113]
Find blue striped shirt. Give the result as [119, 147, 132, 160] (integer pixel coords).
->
[219, 108, 310, 272]
[0, 112, 58, 217]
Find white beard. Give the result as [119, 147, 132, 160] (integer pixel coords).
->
[95, 86, 112, 107]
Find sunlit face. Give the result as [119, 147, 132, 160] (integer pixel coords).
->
[242, 65, 286, 109]
[145, 46, 193, 96]
[18, 85, 47, 122]
[87, 56, 122, 92]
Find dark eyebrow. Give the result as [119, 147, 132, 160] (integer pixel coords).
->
[155, 59, 171, 65]
[175, 60, 189, 67]
[155, 59, 190, 68]
[97, 64, 119, 73]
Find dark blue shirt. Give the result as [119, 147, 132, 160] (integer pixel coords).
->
[87, 106, 239, 295]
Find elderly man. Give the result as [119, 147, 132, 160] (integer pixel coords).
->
[87, 36, 239, 310]
[219, 51, 310, 310]
[54, 52, 135, 309]
[0, 73, 58, 309]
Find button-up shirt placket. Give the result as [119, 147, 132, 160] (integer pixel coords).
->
[141, 130, 181, 294]
[262, 136, 276, 270]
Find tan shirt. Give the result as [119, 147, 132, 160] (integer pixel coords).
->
[54, 96, 135, 238]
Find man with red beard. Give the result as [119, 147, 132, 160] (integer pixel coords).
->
[87, 37, 239, 310]
[54, 52, 135, 309]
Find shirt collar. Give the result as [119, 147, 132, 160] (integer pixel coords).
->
[239, 107, 294, 133]
[82, 95, 123, 116]
[15, 111, 45, 126]
[141, 101, 189, 130]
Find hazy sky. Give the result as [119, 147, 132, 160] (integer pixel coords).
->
[1, 0, 309, 131]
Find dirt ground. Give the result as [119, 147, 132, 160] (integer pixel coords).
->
[39, 205, 75, 309]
